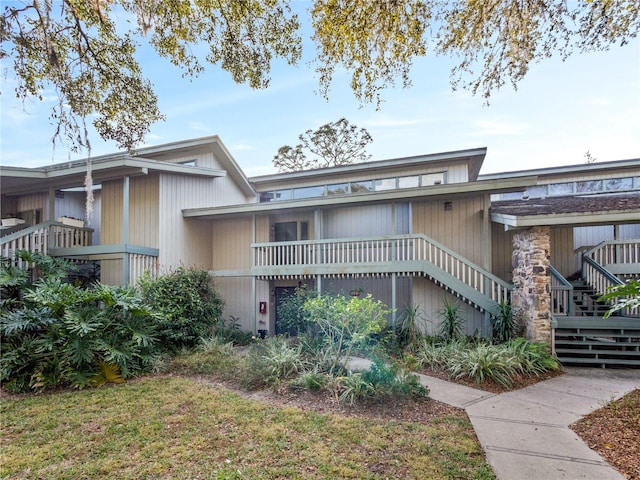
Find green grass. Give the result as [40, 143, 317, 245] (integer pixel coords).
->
[1, 376, 494, 479]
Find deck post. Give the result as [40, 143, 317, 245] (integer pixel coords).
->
[122, 176, 130, 285]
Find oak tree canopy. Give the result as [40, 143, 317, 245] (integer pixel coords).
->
[2, 0, 637, 153]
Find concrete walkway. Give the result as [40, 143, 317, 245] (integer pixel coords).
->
[348, 358, 640, 479]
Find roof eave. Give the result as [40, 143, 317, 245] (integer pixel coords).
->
[183, 175, 534, 219]
[491, 209, 640, 230]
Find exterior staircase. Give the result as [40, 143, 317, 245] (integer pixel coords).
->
[551, 239, 640, 368]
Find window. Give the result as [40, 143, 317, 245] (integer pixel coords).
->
[576, 180, 602, 193]
[274, 189, 293, 201]
[327, 183, 349, 196]
[398, 176, 419, 189]
[421, 173, 446, 186]
[293, 186, 325, 199]
[351, 181, 373, 193]
[548, 182, 573, 196]
[605, 177, 633, 191]
[374, 178, 396, 191]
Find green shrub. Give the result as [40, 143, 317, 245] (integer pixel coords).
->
[392, 303, 425, 353]
[242, 336, 305, 388]
[138, 268, 224, 351]
[362, 356, 428, 397]
[275, 285, 315, 336]
[414, 337, 559, 388]
[492, 301, 517, 343]
[1, 275, 158, 393]
[447, 344, 519, 387]
[290, 370, 329, 391]
[438, 299, 465, 342]
[504, 338, 559, 374]
[302, 294, 388, 374]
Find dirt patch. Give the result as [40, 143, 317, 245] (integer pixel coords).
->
[196, 376, 463, 425]
[571, 389, 640, 480]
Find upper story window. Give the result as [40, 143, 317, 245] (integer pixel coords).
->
[493, 175, 640, 201]
[259, 170, 448, 202]
[398, 176, 419, 189]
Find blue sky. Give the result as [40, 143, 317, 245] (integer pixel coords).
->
[1, 3, 638, 176]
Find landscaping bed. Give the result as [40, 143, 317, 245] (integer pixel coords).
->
[571, 389, 640, 480]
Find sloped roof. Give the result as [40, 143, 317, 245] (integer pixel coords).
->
[491, 192, 640, 228]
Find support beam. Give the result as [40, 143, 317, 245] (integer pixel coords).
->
[122, 176, 130, 284]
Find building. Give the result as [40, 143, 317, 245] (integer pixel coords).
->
[2, 136, 639, 366]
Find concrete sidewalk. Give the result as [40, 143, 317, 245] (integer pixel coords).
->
[348, 358, 640, 479]
[447, 368, 639, 480]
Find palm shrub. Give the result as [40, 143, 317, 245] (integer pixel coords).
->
[492, 301, 517, 343]
[394, 303, 425, 352]
[1, 275, 158, 392]
[138, 267, 224, 351]
[438, 299, 465, 342]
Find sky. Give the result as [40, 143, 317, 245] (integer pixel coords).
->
[1, 3, 639, 177]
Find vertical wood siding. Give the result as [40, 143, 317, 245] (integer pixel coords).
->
[215, 277, 255, 331]
[211, 217, 253, 269]
[129, 175, 159, 248]
[491, 223, 515, 282]
[323, 204, 397, 238]
[411, 277, 483, 335]
[100, 180, 123, 244]
[412, 196, 485, 265]
[550, 227, 575, 277]
[158, 158, 250, 269]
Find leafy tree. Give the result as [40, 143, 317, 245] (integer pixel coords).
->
[313, 0, 639, 104]
[599, 279, 640, 318]
[273, 118, 373, 172]
[1, 0, 301, 152]
[2, 0, 637, 152]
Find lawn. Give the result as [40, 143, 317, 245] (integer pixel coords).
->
[1, 375, 494, 480]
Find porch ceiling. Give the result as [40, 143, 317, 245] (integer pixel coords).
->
[491, 192, 640, 229]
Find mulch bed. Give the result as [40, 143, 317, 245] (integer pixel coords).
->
[571, 389, 640, 480]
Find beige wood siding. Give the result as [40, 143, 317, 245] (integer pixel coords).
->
[323, 204, 397, 238]
[255, 215, 270, 243]
[158, 171, 248, 270]
[100, 180, 123, 244]
[550, 227, 575, 277]
[12, 193, 48, 223]
[491, 223, 516, 282]
[412, 196, 487, 266]
[129, 175, 159, 248]
[412, 277, 483, 335]
[215, 277, 255, 331]
[100, 258, 123, 285]
[211, 217, 253, 270]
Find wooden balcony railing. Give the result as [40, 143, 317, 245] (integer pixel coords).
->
[550, 265, 574, 316]
[252, 234, 512, 307]
[0, 220, 93, 268]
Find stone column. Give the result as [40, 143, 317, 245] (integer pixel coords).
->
[511, 226, 552, 344]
